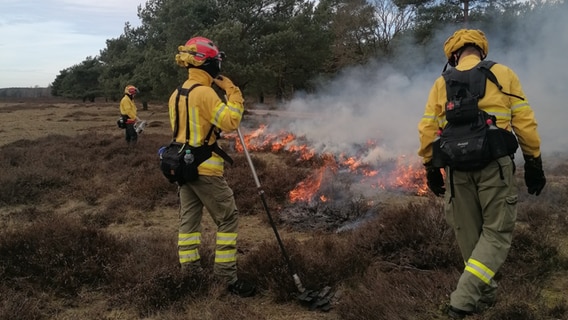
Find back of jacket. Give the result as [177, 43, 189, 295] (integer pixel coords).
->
[119, 95, 137, 119]
[168, 68, 244, 176]
[418, 55, 541, 163]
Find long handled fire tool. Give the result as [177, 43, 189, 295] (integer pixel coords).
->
[236, 128, 333, 311]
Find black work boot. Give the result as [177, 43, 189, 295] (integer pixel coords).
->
[447, 305, 473, 319]
[180, 263, 203, 275]
[228, 279, 256, 297]
[475, 298, 496, 314]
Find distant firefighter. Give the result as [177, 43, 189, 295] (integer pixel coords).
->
[119, 85, 140, 146]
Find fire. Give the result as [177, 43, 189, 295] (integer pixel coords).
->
[288, 167, 325, 203]
[288, 156, 338, 203]
[227, 126, 428, 203]
[230, 125, 317, 160]
[370, 156, 429, 196]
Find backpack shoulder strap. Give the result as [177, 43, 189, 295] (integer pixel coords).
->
[442, 67, 477, 99]
[202, 123, 234, 165]
[477, 60, 500, 91]
[173, 84, 234, 165]
[476, 61, 525, 101]
[173, 83, 202, 141]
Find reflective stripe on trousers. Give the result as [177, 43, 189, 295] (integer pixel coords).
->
[444, 156, 517, 312]
[178, 175, 239, 283]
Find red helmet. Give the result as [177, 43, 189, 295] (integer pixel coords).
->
[186, 37, 222, 63]
[124, 85, 138, 95]
[175, 36, 225, 78]
[176, 37, 224, 67]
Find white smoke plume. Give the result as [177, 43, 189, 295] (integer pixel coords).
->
[256, 4, 568, 164]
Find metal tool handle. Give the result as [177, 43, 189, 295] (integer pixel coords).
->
[236, 128, 261, 188]
[236, 127, 306, 293]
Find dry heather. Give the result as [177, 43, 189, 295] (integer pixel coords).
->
[0, 100, 567, 320]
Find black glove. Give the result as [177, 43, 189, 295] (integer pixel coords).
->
[523, 154, 546, 196]
[425, 161, 445, 196]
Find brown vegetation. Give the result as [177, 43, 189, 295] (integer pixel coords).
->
[0, 101, 567, 320]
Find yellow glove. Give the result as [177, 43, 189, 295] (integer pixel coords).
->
[214, 75, 237, 91]
[214, 75, 243, 104]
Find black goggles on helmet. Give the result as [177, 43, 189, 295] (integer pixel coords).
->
[206, 51, 225, 69]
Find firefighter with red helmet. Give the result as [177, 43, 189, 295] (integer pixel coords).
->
[169, 36, 255, 297]
[417, 29, 546, 318]
[119, 85, 140, 145]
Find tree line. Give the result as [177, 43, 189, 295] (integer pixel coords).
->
[49, 0, 563, 103]
[0, 87, 52, 99]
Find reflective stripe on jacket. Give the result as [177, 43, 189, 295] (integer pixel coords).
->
[418, 55, 541, 163]
[119, 95, 137, 119]
[168, 68, 244, 177]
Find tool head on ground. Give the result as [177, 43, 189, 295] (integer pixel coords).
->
[444, 29, 488, 67]
[175, 36, 225, 78]
[236, 127, 335, 312]
[295, 286, 335, 312]
[124, 85, 139, 96]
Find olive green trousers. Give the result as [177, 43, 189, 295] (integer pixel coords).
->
[178, 175, 239, 284]
[444, 156, 518, 312]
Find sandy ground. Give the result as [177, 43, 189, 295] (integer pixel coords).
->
[0, 101, 160, 146]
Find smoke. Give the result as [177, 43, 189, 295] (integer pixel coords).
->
[257, 3, 568, 162]
[494, 4, 568, 157]
[266, 59, 438, 162]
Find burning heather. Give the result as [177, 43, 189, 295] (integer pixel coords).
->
[224, 124, 428, 230]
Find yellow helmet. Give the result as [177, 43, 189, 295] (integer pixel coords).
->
[124, 85, 138, 95]
[443, 29, 489, 61]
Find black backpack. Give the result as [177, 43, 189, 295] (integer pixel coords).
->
[432, 61, 520, 171]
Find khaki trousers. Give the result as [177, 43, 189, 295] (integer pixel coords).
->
[178, 175, 239, 284]
[444, 156, 518, 312]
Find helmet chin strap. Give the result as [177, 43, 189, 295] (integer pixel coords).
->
[198, 59, 221, 78]
[452, 51, 462, 66]
[443, 52, 459, 72]
[443, 45, 487, 72]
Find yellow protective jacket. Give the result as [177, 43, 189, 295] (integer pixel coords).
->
[418, 55, 541, 164]
[119, 95, 137, 119]
[168, 68, 244, 177]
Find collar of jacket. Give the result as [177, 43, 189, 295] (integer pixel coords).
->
[456, 54, 482, 71]
[187, 68, 213, 86]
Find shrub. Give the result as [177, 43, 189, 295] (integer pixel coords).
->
[0, 211, 125, 296]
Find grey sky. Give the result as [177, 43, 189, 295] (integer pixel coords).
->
[0, 0, 143, 88]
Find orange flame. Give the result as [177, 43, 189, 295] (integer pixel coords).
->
[289, 167, 325, 203]
[370, 156, 428, 195]
[289, 156, 338, 203]
[229, 127, 428, 202]
[229, 125, 317, 161]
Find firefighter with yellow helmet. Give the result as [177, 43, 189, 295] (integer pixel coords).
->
[168, 36, 255, 297]
[417, 29, 546, 318]
[119, 85, 140, 145]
